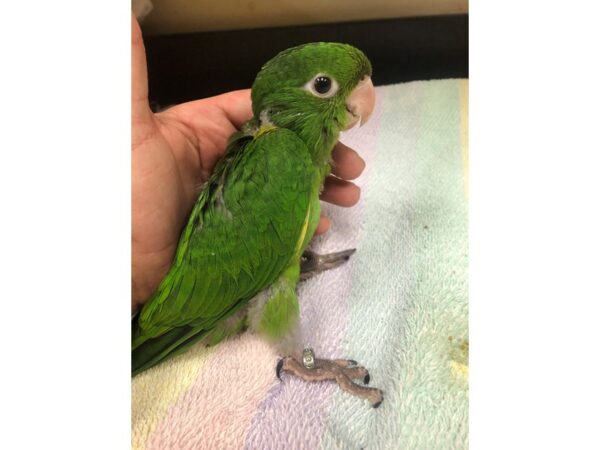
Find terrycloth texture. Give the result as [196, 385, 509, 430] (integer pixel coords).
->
[132, 79, 469, 450]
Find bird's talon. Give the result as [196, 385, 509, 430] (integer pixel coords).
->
[276, 353, 382, 409]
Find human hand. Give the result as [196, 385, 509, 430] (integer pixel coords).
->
[131, 15, 366, 311]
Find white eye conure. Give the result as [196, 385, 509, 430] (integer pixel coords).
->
[304, 74, 339, 98]
[132, 42, 383, 409]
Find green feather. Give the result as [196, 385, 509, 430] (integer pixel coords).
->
[132, 129, 313, 373]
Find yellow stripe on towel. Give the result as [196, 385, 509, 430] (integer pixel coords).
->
[131, 344, 218, 449]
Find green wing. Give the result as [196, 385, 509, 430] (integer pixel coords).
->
[132, 127, 314, 374]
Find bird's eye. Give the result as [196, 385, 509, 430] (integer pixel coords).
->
[314, 76, 331, 94]
[304, 74, 339, 98]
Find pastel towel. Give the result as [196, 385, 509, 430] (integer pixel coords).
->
[132, 79, 469, 450]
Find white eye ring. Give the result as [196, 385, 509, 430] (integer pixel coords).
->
[304, 73, 339, 98]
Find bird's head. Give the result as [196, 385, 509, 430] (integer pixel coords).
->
[251, 42, 375, 158]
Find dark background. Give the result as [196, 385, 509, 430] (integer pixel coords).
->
[144, 14, 468, 110]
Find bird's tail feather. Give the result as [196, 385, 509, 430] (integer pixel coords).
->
[131, 321, 208, 376]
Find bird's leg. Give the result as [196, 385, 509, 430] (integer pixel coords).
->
[276, 349, 384, 408]
[300, 249, 356, 281]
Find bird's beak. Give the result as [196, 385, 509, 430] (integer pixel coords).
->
[344, 76, 375, 130]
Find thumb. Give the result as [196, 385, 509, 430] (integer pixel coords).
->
[132, 14, 153, 126]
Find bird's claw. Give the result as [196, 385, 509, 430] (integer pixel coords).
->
[300, 249, 357, 280]
[275, 355, 383, 408]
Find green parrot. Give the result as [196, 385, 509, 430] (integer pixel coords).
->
[132, 42, 383, 407]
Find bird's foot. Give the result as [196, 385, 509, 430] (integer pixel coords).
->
[276, 349, 384, 408]
[300, 249, 356, 281]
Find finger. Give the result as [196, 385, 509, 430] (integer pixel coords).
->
[331, 142, 366, 180]
[314, 216, 331, 235]
[216, 89, 253, 129]
[320, 176, 361, 207]
[131, 14, 152, 123]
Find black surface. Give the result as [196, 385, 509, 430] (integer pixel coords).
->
[144, 14, 468, 109]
